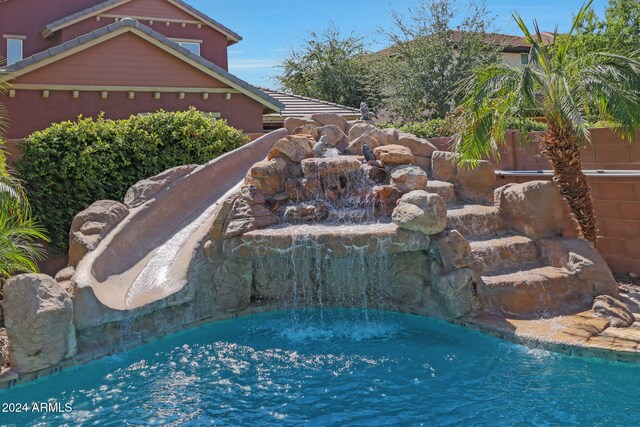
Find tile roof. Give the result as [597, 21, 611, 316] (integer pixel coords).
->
[40, 0, 242, 44]
[259, 88, 359, 120]
[2, 19, 283, 112]
[376, 30, 557, 56]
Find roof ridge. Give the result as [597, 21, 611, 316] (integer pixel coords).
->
[40, 0, 242, 43]
[256, 86, 359, 112]
[2, 19, 283, 112]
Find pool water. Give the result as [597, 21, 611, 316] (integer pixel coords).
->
[1, 309, 639, 426]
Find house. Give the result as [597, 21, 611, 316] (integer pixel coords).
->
[376, 30, 556, 66]
[0, 0, 284, 141]
[258, 87, 360, 131]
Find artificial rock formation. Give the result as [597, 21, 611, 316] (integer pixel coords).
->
[2, 274, 76, 373]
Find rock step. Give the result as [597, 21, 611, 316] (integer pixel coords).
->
[470, 235, 539, 275]
[426, 180, 457, 204]
[446, 205, 507, 238]
[478, 266, 591, 318]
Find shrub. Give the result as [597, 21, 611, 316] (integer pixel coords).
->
[379, 117, 547, 138]
[18, 108, 245, 253]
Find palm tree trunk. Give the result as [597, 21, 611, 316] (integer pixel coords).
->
[540, 128, 598, 246]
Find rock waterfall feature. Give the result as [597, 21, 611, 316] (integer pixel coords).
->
[1, 115, 635, 384]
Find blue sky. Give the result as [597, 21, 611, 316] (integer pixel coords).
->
[188, 0, 607, 88]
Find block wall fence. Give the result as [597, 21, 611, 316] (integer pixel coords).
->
[429, 128, 640, 276]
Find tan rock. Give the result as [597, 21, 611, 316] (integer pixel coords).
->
[432, 268, 478, 318]
[431, 151, 458, 181]
[319, 125, 349, 148]
[2, 274, 76, 373]
[592, 295, 634, 328]
[69, 200, 129, 267]
[246, 157, 286, 195]
[372, 185, 401, 215]
[496, 181, 563, 238]
[284, 117, 320, 134]
[309, 113, 349, 133]
[285, 178, 322, 201]
[212, 258, 252, 312]
[348, 122, 386, 145]
[301, 157, 361, 178]
[225, 186, 278, 237]
[396, 133, 438, 157]
[268, 136, 314, 163]
[382, 128, 400, 145]
[374, 144, 414, 166]
[390, 165, 428, 193]
[125, 165, 198, 208]
[293, 125, 320, 140]
[455, 160, 496, 202]
[392, 190, 446, 235]
[430, 230, 473, 273]
[348, 134, 382, 155]
[413, 155, 431, 173]
[361, 164, 388, 184]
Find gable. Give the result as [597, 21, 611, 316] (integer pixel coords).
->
[105, 0, 195, 21]
[15, 32, 228, 88]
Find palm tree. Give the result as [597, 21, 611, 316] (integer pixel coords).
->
[0, 60, 49, 281]
[451, 0, 640, 246]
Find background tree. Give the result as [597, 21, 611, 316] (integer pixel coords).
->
[277, 23, 382, 110]
[380, 0, 499, 122]
[575, 0, 640, 50]
[451, 0, 640, 245]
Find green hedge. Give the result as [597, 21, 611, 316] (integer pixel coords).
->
[18, 108, 245, 253]
[378, 117, 547, 138]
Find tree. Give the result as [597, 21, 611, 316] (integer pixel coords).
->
[575, 0, 640, 50]
[277, 23, 382, 110]
[451, 0, 640, 246]
[380, 0, 500, 122]
[0, 63, 48, 281]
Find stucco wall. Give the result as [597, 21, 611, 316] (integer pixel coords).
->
[1, 90, 264, 139]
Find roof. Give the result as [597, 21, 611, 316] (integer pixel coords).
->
[2, 19, 283, 113]
[40, 0, 242, 44]
[377, 30, 557, 56]
[259, 88, 359, 121]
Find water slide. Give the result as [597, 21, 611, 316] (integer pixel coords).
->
[74, 129, 288, 313]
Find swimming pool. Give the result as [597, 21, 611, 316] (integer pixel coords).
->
[1, 309, 639, 426]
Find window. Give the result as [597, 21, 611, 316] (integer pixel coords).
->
[6, 37, 23, 65]
[178, 42, 200, 56]
[520, 53, 529, 65]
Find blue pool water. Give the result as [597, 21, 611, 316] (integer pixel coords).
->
[1, 309, 639, 426]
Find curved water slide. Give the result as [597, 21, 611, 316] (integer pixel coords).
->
[74, 129, 288, 318]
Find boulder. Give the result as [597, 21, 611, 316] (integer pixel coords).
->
[246, 157, 287, 195]
[361, 164, 388, 185]
[348, 122, 386, 145]
[348, 134, 382, 155]
[284, 117, 320, 134]
[2, 274, 76, 373]
[431, 151, 458, 181]
[392, 190, 446, 235]
[396, 133, 438, 157]
[301, 157, 361, 178]
[455, 161, 496, 202]
[382, 128, 400, 145]
[372, 185, 401, 215]
[309, 113, 349, 133]
[430, 230, 473, 273]
[225, 186, 278, 237]
[592, 295, 634, 328]
[69, 200, 129, 266]
[125, 164, 198, 208]
[374, 144, 414, 166]
[390, 165, 428, 193]
[319, 125, 349, 148]
[293, 125, 320, 140]
[431, 268, 478, 318]
[413, 155, 432, 173]
[496, 181, 563, 238]
[268, 136, 314, 163]
[54, 266, 76, 296]
[285, 178, 322, 201]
